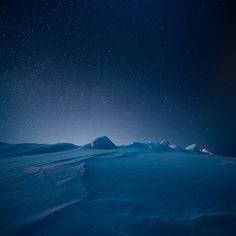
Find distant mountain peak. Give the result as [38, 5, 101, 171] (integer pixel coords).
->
[160, 139, 170, 146]
[87, 136, 117, 149]
[185, 144, 212, 155]
[124, 140, 212, 155]
[185, 144, 201, 152]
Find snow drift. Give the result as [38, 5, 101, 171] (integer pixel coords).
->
[0, 137, 234, 236]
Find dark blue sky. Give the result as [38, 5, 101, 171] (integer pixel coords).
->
[0, 0, 236, 156]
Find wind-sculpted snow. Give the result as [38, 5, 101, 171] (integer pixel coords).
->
[0, 139, 235, 235]
[0, 143, 79, 157]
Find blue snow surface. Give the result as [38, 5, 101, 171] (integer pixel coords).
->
[1, 138, 236, 236]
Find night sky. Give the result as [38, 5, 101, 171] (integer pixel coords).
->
[0, 0, 236, 156]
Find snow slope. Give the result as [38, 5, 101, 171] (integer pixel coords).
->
[0, 139, 236, 236]
[0, 142, 78, 157]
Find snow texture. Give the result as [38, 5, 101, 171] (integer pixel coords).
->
[0, 137, 235, 236]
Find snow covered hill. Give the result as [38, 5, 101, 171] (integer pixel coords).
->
[0, 137, 235, 236]
[83, 136, 117, 149]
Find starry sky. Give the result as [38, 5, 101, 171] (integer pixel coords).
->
[0, 0, 236, 156]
